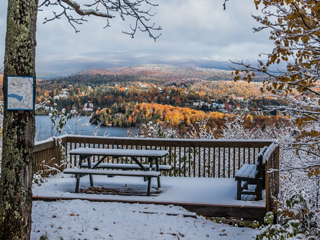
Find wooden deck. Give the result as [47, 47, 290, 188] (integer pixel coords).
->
[33, 174, 266, 222]
[33, 136, 280, 223]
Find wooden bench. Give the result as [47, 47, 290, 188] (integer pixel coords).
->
[63, 168, 161, 196]
[80, 163, 172, 171]
[235, 146, 267, 200]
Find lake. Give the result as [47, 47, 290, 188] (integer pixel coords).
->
[35, 115, 129, 141]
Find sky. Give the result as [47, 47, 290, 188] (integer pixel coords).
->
[0, 0, 274, 76]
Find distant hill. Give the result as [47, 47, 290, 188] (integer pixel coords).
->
[71, 64, 234, 82]
[36, 71, 77, 80]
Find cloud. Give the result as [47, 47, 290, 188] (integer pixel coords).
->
[0, 0, 274, 74]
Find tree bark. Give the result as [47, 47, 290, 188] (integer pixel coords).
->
[0, 0, 38, 239]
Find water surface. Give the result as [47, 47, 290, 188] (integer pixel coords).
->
[36, 115, 129, 141]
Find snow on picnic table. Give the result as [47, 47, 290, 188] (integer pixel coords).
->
[31, 200, 259, 240]
[68, 147, 169, 157]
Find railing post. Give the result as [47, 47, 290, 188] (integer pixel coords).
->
[265, 144, 280, 214]
[265, 159, 270, 212]
[275, 145, 280, 198]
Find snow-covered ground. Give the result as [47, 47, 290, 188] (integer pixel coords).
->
[31, 174, 262, 239]
[31, 200, 259, 240]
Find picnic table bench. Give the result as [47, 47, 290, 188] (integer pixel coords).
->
[80, 163, 172, 171]
[63, 148, 170, 196]
[235, 146, 268, 200]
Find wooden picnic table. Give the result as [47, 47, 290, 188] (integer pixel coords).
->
[64, 148, 169, 195]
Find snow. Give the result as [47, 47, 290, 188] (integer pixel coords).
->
[235, 164, 257, 178]
[257, 146, 268, 158]
[31, 174, 261, 239]
[31, 200, 259, 240]
[69, 148, 169, 158]
[35, 136, 56, 145]
[263, 143, 278, 164]
[33, 174, 265, 207]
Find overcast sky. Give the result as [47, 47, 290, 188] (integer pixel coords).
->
[0, 0, 273, 75]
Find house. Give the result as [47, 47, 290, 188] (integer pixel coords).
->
[70, 109, 77, 114]
[212, 103, 225, 109]
[193, 101, 204, 106]
[193, 102, 200, 106]
[58, 94, 67, 99]
[82, 103, 93, 112]
[45, 106, 53, 112]
[233, 97, 244, 101]
[61, 88, 69, 95]
[139, 83, 147, 88]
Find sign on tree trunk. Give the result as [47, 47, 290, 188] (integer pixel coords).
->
[7, 76, 34, 110]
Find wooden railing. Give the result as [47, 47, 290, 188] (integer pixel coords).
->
[33, 135, 279, 212]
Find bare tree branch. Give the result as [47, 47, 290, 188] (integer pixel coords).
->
[60, 0, 113, 18]
[223, 0, 229, 10]
[38, 0, 161, 39]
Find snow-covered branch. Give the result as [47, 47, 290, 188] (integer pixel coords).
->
[39, 0, 162, 40]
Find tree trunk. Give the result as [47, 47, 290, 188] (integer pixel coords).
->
[0, 0, 38, 239]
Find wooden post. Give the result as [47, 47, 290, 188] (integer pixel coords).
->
[238, 147, 240, 170]
[233, 147, 235, 178]
[218, 147, 221, 178]
[188, 147, 191, 177]
[228, 147, 230, 178]
[275, 145, 280, 197]
[198, 147, 201, 177]
[237, 179, 241, 200]
[208, 147, 211, 178]
[212, 147, 215, 178]
[265, 160, 270, 213]
[223, 147, 226, 178]
[169, 147, 172, 176]
[179, 146, 182, 177]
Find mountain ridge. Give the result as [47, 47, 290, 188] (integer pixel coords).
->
[69, 64, 234, 82]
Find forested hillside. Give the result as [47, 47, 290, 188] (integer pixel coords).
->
[33, 65, 292, 131]
[90, 102, 288, 137]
